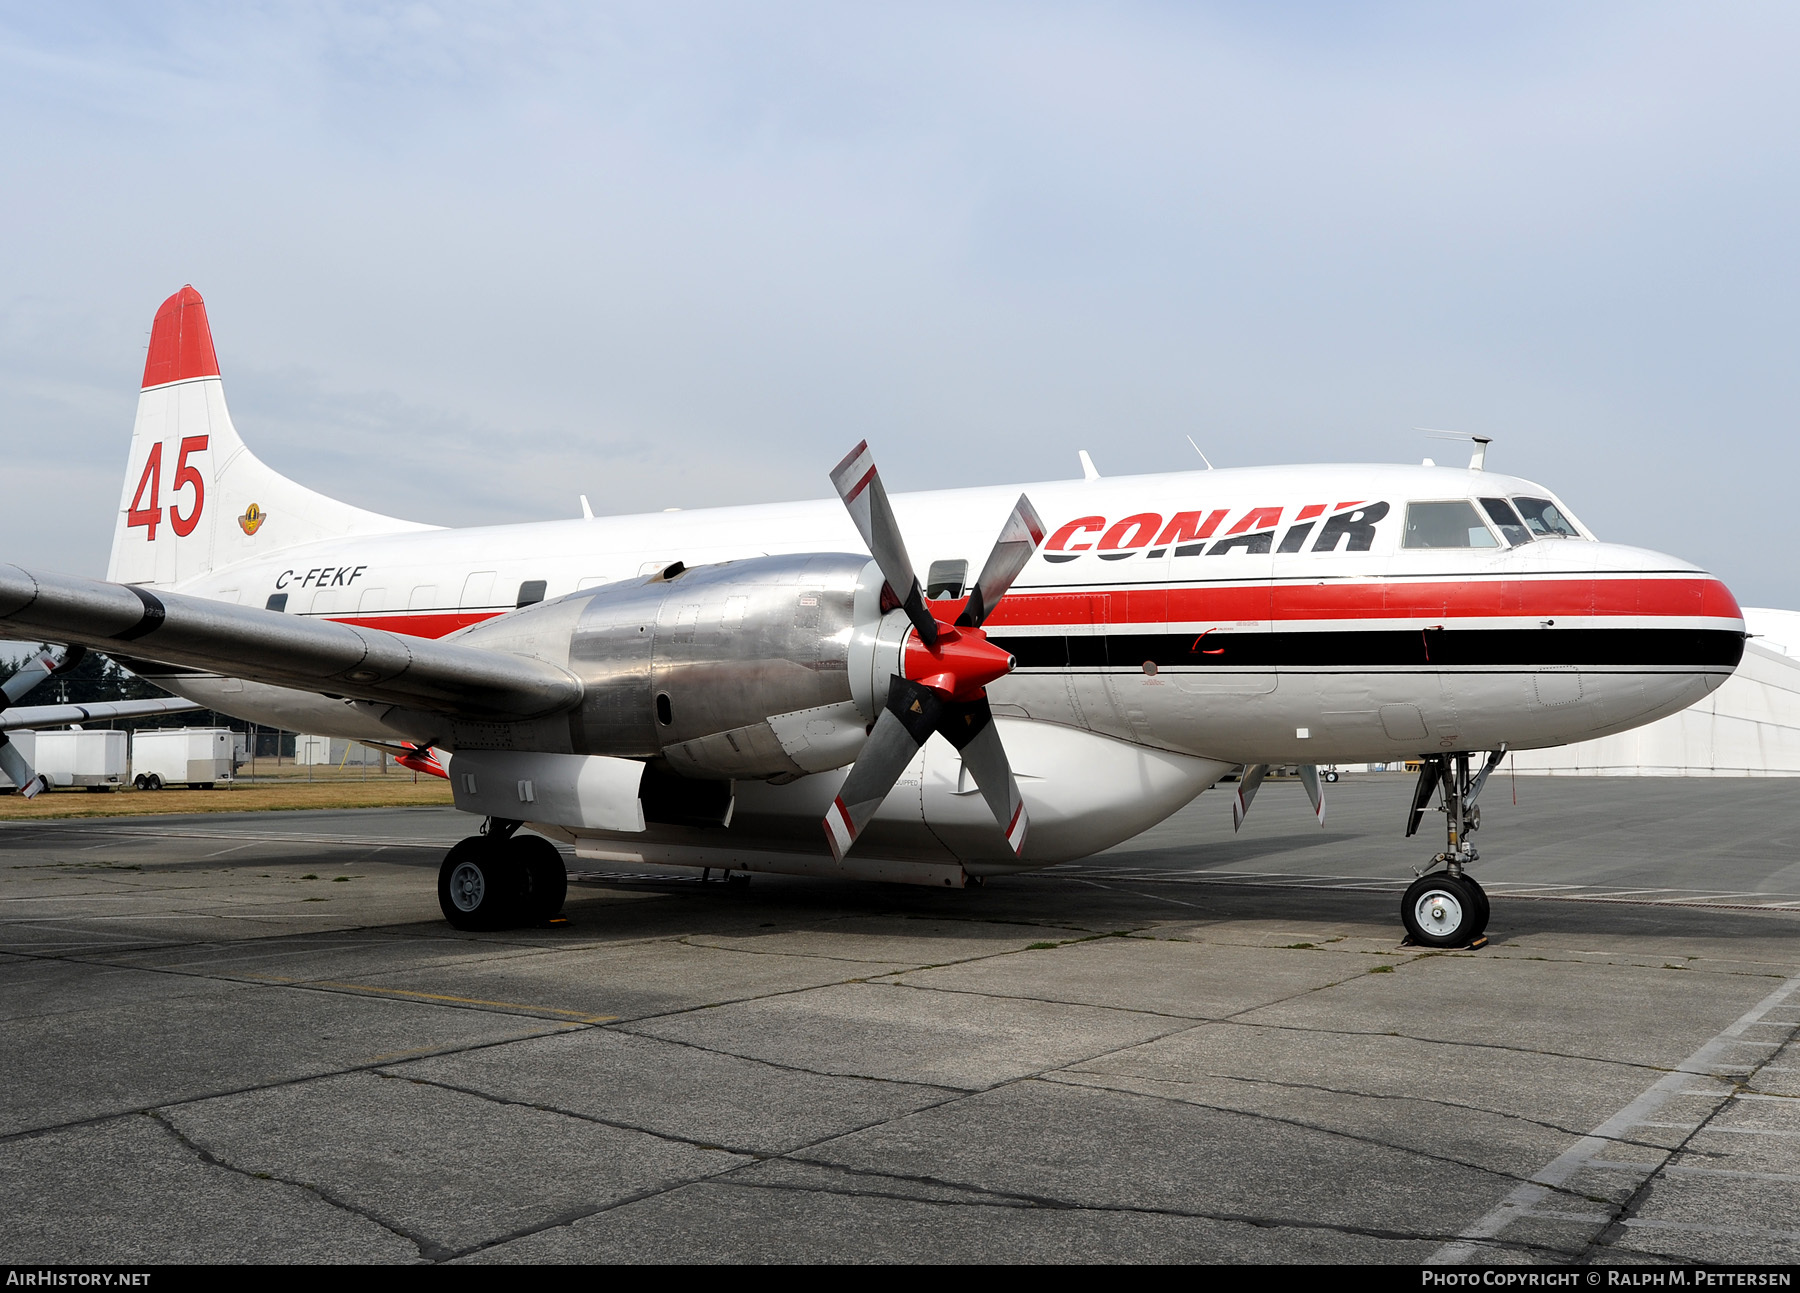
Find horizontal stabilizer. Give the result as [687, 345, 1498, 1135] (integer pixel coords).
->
[0, 564, 582, 722]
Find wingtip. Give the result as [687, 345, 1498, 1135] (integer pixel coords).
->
[142, 284, 221, 389]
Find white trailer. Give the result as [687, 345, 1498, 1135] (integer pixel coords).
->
[296, 735, 386, 766]
[0, 729, 129, 791]
[131, 727, 239, 790]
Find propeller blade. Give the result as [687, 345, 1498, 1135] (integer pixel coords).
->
[1232, 763, 1269, 832]
[1298, 764, 1326, 827]
[823, 676, 944, 861]
[2, 646, 74, 708]
[397, 744, 448, 780]
[830, 441, 937, 647]
[0, 737, 47, 799]
[939, 695, 1027, 856]
[1405, 756, 1443, 838]
[956, 494, 1047, 628]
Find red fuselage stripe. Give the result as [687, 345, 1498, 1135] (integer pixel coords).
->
[327, 611, 502, 638]
[327, 576, 1741, 644]
[982, 578, 1742, 627]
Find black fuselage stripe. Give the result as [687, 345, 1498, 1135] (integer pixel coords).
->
[989, 628, 1746, 670]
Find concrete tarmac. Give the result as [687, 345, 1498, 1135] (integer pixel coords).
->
[1, 775, 1796, 1265]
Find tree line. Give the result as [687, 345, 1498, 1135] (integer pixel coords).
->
[0, 646, 248, 734]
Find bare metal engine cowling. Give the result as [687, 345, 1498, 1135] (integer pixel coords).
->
[454, 553, 905, 779]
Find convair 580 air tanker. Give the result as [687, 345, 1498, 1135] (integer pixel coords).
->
[0, 287, 1745, 946]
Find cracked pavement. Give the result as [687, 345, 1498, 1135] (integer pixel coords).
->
[1, 777, 1796, 1264]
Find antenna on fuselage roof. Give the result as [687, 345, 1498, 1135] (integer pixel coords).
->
[1185, 436, 1215, 470]
[1078, 450, 1101, 481]
[1416, 427, 1493, 471]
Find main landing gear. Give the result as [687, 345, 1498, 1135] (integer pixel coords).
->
[437, 819, 568, 931]
[1400, 750, 1504, 948]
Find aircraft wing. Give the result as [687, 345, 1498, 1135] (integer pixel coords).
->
[0, 565, 582, 722]
[0, 697, 204, 733]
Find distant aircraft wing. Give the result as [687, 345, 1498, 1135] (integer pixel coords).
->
[0, 564, 581, 722]
[0, 697, 204, 733]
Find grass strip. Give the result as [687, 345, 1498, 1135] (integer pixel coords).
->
[0, 779, 454, 820]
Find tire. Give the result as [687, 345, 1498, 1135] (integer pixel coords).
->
[437, 837, 525, 930]
[1402, 873, 1483, 948]
[1460, 874, 1491, 939]
[146, 774, 163, 791]
[509, 834, 568, 923]
[133, 775, 149, 791]
[1324, 770, 1340, 783]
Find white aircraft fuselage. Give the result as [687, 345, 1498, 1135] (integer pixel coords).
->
[76, 287, 1745, 890]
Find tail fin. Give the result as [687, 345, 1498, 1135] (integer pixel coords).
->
[106, 286, 435, 587]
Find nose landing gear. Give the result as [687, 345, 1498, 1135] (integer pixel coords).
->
[437, 819, 569, 930]
[1400, 750, 1503, 948]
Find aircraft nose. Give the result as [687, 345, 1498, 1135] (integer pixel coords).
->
[1562, 543, 1746, 726]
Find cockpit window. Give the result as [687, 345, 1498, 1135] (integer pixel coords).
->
[1478, 497, 1532, 546]
[926, 559, 968, 600]
[1403, 501, 1500, 550]
[1511, 496, 1580, 538]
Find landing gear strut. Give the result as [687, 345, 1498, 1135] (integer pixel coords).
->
[437, 819, 568, 930]
[1400, 750, 1503, 948]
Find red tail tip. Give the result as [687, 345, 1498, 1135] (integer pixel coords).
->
[142, 285, 220, 389]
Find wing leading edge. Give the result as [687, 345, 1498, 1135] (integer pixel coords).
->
[0, 565, 582, 722]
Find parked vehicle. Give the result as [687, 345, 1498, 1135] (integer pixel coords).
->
[131, 727, 239, 790]
[0, 729, 128, 792]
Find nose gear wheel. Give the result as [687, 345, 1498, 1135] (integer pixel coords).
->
[1402, 871, 1488, 948]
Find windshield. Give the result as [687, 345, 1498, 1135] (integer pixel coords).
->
[1403, 501, 1500, 549]
[1479, 497, 1533, 546]
[1512, 496, 1581, 538]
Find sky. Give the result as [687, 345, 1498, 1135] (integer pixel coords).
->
[3, 2, 1798, 606]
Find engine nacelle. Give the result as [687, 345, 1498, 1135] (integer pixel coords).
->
[455, 553, 909, 779]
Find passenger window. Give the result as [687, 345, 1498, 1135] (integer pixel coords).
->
[516, 579, 547, 608]
[1478, 498, 1532, 546]
[926, 559, 968, 600]
[1511, 496, 1580, 538]
[1402, 501, 1499, 550]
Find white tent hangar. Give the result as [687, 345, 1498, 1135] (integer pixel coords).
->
[1508, 608, 1800, 776]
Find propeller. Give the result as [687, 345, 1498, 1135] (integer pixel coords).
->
[396, 744, 448, 779]
[1232, 761, 1325, 830]
[824, 442, 1045, 862]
